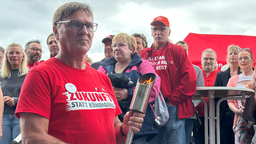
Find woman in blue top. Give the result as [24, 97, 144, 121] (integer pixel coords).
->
[98, 33, 161, 144]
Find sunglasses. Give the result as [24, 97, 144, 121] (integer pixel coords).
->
[238, 48, 251, 52]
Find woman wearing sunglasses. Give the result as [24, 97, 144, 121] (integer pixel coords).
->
[227, 48, 254, 143]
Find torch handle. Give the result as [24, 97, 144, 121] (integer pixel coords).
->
[125, 126, 134, 144]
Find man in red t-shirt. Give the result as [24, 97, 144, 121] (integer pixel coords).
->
[15, 2, 144, 144]
[24, 39, 44, 69]
[194, 48, 218, 144]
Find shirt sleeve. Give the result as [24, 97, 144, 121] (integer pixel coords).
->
[15, 69, 52, 119]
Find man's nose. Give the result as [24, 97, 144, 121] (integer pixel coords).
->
[78, 25, 89, 34]
[155, 29, 161, 34]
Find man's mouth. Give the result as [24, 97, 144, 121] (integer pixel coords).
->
[51, 46, 59, 51]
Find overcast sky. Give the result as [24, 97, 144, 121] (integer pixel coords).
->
[0, 0, 256, 62]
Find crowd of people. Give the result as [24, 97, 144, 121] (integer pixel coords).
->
[0, 1, 255, 144]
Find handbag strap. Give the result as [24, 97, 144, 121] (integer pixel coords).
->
[150, 103, 159, 120]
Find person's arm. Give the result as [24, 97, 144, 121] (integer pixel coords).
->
[226, 76, 243, 116]
[0, 88, 3, 140]
[3, 96, 15, 107]
[196, 66, 205, 87]
[228, 102, 243, 117]
[20, 112, 68, 144]
[115, 111, 144, 144]
[167, 48, 197, 105]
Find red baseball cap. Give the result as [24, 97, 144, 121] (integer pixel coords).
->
[102, 35, 115, 43]
[150, 16, 169, 27]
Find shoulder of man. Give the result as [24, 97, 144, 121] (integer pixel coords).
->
[140, 47, 151, 59]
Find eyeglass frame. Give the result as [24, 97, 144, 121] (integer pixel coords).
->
[55, 20, 98, 32]
[29, 47, 44, 53]
[203, 58, 215, 61]
[111, 42, 128, 49]
[238, 47, 254, 59]
[151, 26, 169, 32]
[238, 48, 251, 52]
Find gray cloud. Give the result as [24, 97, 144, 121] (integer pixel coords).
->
[0, 0, 255, 62]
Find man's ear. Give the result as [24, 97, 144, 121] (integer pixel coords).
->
[25, 49, 27, 53]
[168, 29, 171, 37]
[53, 26, 59, 41]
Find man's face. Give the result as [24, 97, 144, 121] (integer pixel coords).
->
[48, 35, 59, 57]
[151, 22, 170, 44]
[0, 51, 4, 64]
[26, 43, 42, 62]
[135, 37, 145, 54]
[53, 9, 94, 57]
[104, 39, 113, 59]
[201, 51, 216, 73]
[177, 43, 188, 55]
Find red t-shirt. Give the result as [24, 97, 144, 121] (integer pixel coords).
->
[146, 47, 173, 102]
[196, 70, 217, 117]
[27, 63, 34, 69]
[15, 58, 122, 144]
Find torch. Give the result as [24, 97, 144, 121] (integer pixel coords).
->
[125, 73, 156, 144]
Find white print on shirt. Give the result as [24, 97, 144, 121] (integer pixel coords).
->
[148, 56, 167, 71]
[65, 83, 77, 93]
[63, 91, 116, 111]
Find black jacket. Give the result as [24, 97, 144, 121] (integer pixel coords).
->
[214, 67, 241, 120]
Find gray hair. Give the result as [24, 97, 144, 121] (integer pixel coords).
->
[176, 41, 188, 47]
[201, 48, 217, 59]
[53, 2, 93, 26]
[25, 39, 41, 49]
[132, 33, 148, 48]
[0, 46, 5, 54]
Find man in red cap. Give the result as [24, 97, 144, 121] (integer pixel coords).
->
[140, 16, 197, 143]
[91, 35, 114, 70]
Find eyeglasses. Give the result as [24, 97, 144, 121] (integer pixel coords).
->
[29, 47, 43, 53]
[104, 44, 112, 47]
[112, 42, 128, 48]
[238, 56, 250, 61]
[56, 20, 98, 32]
[151, 27, 169, 32]
[238, 48, 251, 52]
[203, 58, 215, 61]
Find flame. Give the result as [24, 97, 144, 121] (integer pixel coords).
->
[143, 77, 152, 84]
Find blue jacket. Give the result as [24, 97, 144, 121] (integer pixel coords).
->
[98, 54, 161, 141]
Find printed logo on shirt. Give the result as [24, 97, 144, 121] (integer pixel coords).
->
[148, 56, 168, 71]
[63, 84, 115, 111]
